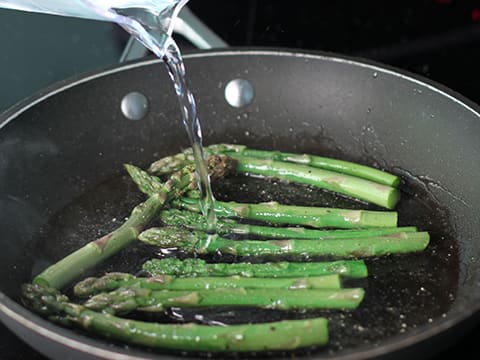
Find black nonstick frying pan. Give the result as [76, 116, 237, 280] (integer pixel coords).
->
[0, 49, 479, 359]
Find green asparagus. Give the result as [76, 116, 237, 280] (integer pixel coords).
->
[160, 209, 415, 239]
[143, 258, 368, 278]
[33, 156, 233, 289]
[230, 155, 399, 209]
[74, 272, 342, 297]
[22, 283, 329, 352]
[139, 227, 429, 258]
[149, 146, 399, 209]
[174, 197, 398, 229]
[84, 286, 364, 314]
[149, 143, 399, 187]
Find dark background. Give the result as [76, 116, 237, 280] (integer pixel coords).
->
[1, 0, 479, 358]
[189, 0, 480, 106]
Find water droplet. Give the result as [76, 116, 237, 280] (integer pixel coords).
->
[234, 334, 244, 341]
[354, 324, 365, 332]
[372, 72, 378, 78]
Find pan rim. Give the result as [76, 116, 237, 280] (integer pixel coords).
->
[0, 290, 477, 360]
[1, 47, 480, 127]
[0, 48, 479, 359]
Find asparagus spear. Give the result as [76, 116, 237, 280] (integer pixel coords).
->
[149, 143, 399, 187]
[230, 155, 399, 209]
[129, 154, 235, 197]
[209, 144, 400, 187]
[143, 258, 368, 278]
[139, 227, 429, 258]
[149, 151, 193, 175]
[23, 283, 329, 352]
[160, 209, 415, 239]
[149, 148, 399, 209]
[174, 197, 398, 229]
[33, 156, 233, 289]
[32, 195, 165, 289]
[84, 286, 364, 314]
[74, 273, 342, 297]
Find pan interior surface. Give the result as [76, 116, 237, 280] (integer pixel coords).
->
[0, 50, 479, 359]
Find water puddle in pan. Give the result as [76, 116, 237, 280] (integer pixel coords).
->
[26, 166, 459, 358]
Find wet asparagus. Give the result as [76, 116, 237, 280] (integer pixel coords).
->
[160, 209, 416, 239]
[74, 272, 342, 297]
[149, 143, 399, 186]
[174, 197, 398, 229]
[143, 258, 368, 278]
[230, 155, 399, 209]
[149, 147, 400, 209]
[83, 287, 365, 314]
[33, 156, 233, 289]
[22, 283, 329, 352]
[139, 227, 429, 258]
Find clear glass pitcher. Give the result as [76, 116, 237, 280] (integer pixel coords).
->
[0, 0, 189, 56]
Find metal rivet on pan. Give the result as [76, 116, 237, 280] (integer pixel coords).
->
[121, 92, 149, 120]
[224, 79, 254, 108]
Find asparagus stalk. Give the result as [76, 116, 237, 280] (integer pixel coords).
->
[230, 155, 399, 209]
[32, 195, 165, 290]
[160, 209, 415, 239]
[174, 197, 398, 229]
[84, 287, 364, 314]
[74, 273, 342, 297]
[139, 227, 429, 258]
[33, 157, 233, 289]
[149, 149, 399, 209]
[23, 284, 329, 352]
[149, 143, 400, 187]
[208, 144, 400, 187]
[143, 258, 368, 278]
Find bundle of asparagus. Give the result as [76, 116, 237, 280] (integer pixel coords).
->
[149, 144, 401, 209]
[22, 145, 430, 354]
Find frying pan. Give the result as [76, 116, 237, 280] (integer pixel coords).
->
[0, 49, 479, 359]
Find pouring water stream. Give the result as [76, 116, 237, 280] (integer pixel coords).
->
[0, 0, 217, 230]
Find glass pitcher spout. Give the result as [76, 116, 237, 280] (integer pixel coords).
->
[0, 0, 189, 56]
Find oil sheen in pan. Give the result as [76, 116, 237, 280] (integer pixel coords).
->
[27, 167, 459, 357]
